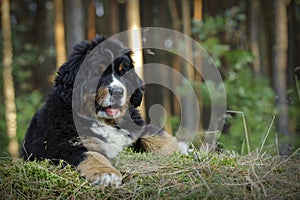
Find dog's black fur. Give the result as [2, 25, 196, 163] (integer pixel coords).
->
[21, 35, 179, 185]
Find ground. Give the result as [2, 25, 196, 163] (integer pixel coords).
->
[0, 148, 299, 199]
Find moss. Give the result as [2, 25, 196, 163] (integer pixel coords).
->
[0, 148, 299, 199]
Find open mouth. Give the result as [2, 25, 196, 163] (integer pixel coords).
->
[99, 105, 121, 117]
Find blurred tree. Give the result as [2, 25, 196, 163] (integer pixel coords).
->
[181, 0, 197, 136]
[181, 0, 192, 78]
[287, 0, 297, 88]
[65, 0, 85, 56]
[168, 0, 181, 31]
[88, 0, 96, 40]
[54, 0, 67, 69]
[194, 0, 202, 21]
[110, 0, 119, 35]
[126, 0, 145, 119]
[1, 0, 18, 157]
[249, 0, 261, 77]
[28, 0, 55, 93]
[167, 0, 181, 123]
[259, 1, 272, 77]
[272, 0, 290, 143]
[193, 0, 204, 135]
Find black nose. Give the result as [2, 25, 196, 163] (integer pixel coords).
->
[109, 87, 124, 99]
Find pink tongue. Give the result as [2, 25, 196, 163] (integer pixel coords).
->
[105, 108, 120, 116]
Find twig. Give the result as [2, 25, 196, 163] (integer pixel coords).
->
[275, 132, 279, 157]
[259, 115, 276, 154]
[227, 110, 251, 155]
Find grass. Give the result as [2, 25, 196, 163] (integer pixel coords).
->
[0, 147, 299, 199]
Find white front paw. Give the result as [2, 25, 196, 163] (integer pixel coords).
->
[178, 141, 190, 155]
[93, 173, 122, 187]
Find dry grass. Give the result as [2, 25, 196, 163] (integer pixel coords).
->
[0, 147, 299, 199]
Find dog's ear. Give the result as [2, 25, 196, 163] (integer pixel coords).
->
[130, 87, 144, 108]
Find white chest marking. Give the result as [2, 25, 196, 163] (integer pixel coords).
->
[81, 122, 132, 159]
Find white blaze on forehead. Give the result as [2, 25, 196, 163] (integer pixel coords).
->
[109, 74, 126, 105]
[110, 75, 126, 91]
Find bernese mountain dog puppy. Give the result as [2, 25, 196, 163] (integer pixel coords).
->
[21, 35, 179, 187]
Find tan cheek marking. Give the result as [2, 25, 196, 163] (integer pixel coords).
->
[77, 151, 121, 183]
[96, 87, 108, 105]
[79, 94, 96, 116]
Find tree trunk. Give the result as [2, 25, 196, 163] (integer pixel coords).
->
[272, 0, 290, 149]
[88, 0, 96, 40]
[110, 0, 119, 35]
[126, 0, 145, 119]
[287, 0, 296, 89]
[31, 0, 55, 92]
[194, 0, 202, 21]
[54, 0, 67, 68]
[181, 0, 198, 142]
[1, 0, 18, 157]
[65, 0, 85, 56]
[168, 0, 181, 31]
[193, 0, 204, 145]
[249, 0, 261, 77]
[260, 0, 272, 77]
[87, 1, 96, 40]
[167, 0, 182, 126]
[181, 0, 193, 77]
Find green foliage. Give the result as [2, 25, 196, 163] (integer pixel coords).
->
[192, 16, 225, 40]
[226, 49, 254, 70]
[0, 106, 9, 157]
[201, 37, 230, 68]
[16, 91, 43, 142]
[222, 69, 275, 152]
[192, 12, 276, 153]
[167, 115, 180, 134]
[288, 86, 300, 147]
[13, 43, 39, 92]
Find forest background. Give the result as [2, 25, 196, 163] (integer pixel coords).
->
[1, 0, 300, 157]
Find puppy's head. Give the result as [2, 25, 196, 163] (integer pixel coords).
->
[95, 52, 143, 119]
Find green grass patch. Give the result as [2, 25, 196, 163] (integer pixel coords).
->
[1, 148, 299, 199]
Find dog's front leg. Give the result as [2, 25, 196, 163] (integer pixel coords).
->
[77, 151, 122, 187]
[137, 125, 180, 155]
